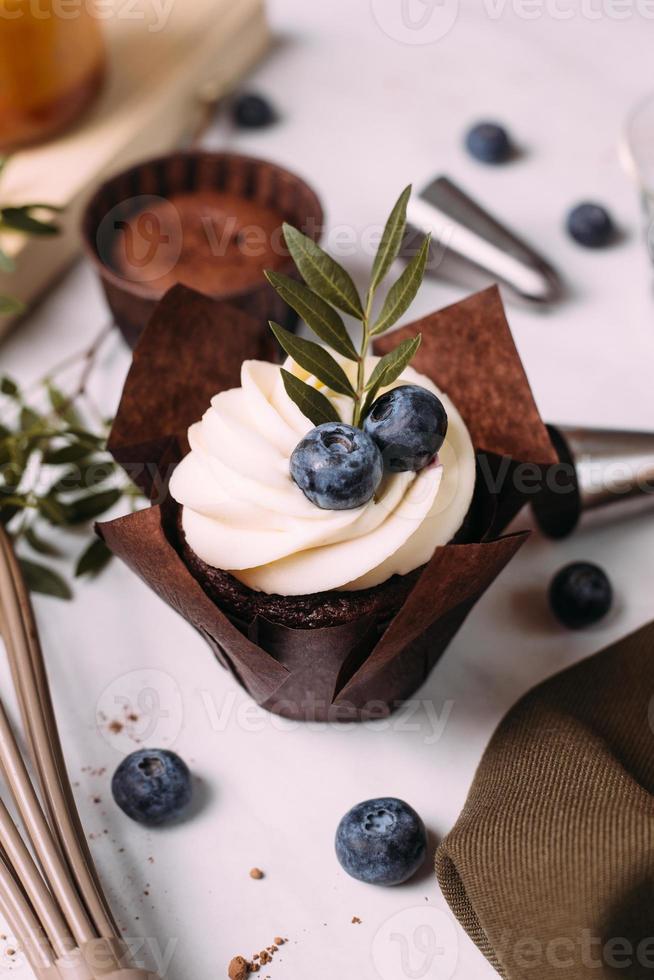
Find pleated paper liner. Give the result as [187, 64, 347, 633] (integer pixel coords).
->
[99, 284, 558, 722]
[82, 151, 324, 348]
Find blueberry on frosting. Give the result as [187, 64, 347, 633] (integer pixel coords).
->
[364, 384, 448, 473]
[290, 422, 383, 510]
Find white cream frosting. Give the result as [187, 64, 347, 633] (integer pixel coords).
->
[169, 356, 476, 595]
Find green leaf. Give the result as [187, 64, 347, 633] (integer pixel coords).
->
[371, 235, 431, 336]
[270, 322, 355, 397]
[369, 185, 411, 295]
[75, 537, 112, 577]
[0, 295, 25, 316]
[19, 559, 71, 600]
[65, 488, 121, 525]
[24, 525, 62, 557]
[47, 383, 81, 427]
[0, 376, 18, 397]
[0, 206, 60, 236]
[20, 406, 41, 431]
[365, 335, 422, 394]
[265, 270, 358, 360]
[52, 460, 115, 494]
[282, 224, 364, 320]
[66, 428, 106, 448]
[279, 369, 340, 427]
[0, 246, 14, 273]
[43, 442, 93, 465]
[37, 496, 67, 525]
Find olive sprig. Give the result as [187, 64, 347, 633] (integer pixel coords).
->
[0, 326, 142, 600]
[0, 155, 63, 316]
[265, 186, 430, 429]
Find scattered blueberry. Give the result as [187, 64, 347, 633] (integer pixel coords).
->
[465, 122, 512, 164]
[549, 562, 613, 629]
[363, 384, 448, 473]
[111, 749, 192, 826]
[290, 422, 383, 510]
[566, 202, 615, 247]
[232, 92, 277, 129]
[335, 798, 427, 886]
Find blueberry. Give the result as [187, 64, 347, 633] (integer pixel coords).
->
[465, 122, 512, 164]
[232, 93, 277, 129]
[290, 422, 382, 510]
[335, 798, 427, 886]
[111, 749, 192, 826]
[566, 202, 615, 247]
[549, 561, 613, 629]
[363, 384, 448, 473]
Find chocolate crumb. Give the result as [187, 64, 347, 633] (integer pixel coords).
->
[228, 955, 250, 980]
[259, 951, 271, 965]
[352, 916, 362, 925]
[249, 868, 264, 880]
[108, 720, 123, 734]
[274, 937, 284, 946]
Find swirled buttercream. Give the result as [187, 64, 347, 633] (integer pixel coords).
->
[169, 356, 476, 595]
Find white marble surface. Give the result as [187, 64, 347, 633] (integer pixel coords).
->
[2, 1, 654, 978]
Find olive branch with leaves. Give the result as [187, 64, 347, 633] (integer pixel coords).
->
[265, 185, 430, 429]
[0, 156, 63, 316]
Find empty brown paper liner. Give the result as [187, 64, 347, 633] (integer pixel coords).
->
[99, 283, 557, 721]
[436, 620, 654, 980]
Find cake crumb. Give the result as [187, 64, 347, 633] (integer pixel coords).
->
[352, 916, 362, 925]
[274, 937, 284, 946]
[249, 868, 264, 880]
[228, 955, 250, 980]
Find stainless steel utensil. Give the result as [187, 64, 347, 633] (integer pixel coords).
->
[405, 176, 563, 306]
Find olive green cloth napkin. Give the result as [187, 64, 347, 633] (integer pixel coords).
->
[436, 621, 654, 980]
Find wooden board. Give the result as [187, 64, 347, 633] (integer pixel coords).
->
[0, 0, 269, 337]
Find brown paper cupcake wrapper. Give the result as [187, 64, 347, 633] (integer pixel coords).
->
[82, 151, 324, 348]
[99, 283, 557, 721]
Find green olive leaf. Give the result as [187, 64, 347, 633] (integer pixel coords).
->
[43, 442, 93, 465]
[0, 376, 19, 397]
[24, 525, 62, 557]
[65, 488, 121, 525]
[265, 270, 358, 360]
[371, 235, 431, 336]
[282, 224, 364, 320]
[0, 246, 14, 273]
[369, 185, 411, 296]
[280, 369, 340, 427]
[0, 295, 25, 316]
[0, 206, 60, 236]
[19, 559, 72, 600]
[270, 322, 356, 398]
[75, 537, 112, 578]
[47, 383, 81, 427]
[365, 335, 422, 393]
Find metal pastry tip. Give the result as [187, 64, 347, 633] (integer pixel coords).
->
[405, 176, 564, 307]
[533, 424, 654, 539]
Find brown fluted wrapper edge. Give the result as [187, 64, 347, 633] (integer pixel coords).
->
[99, 283, 557, 721]
[436, 620, 654, 980]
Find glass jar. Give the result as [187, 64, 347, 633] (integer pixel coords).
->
[0, 0, 105, 152]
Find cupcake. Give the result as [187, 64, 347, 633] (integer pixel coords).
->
[169, 355, 477, 629]
[100, 189, 557, 722]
